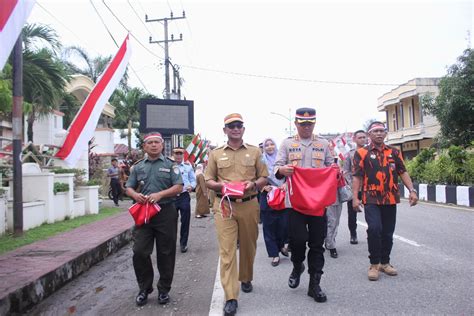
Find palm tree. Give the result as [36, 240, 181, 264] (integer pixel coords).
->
[21, 24, 69, 142]
[111, 88, 151, 154]
[62, 46, 128, 89]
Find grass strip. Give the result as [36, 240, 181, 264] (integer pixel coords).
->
[0, 207, 122, 255]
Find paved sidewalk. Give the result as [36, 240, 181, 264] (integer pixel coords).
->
[0, 200, 134, 315]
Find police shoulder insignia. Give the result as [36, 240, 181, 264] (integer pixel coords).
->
[291, 143, 299, 148]
[172, 165, 180, 174]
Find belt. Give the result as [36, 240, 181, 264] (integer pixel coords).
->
[177, 191, 190, 197]
[216, 194, 257, 203]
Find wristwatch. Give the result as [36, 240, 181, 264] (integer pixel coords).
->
[409, 188, 417, 194]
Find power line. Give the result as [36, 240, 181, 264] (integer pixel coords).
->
[101, 0, 164, 61]
[179, 64, 439, 87]
[89, 0, 149, 92]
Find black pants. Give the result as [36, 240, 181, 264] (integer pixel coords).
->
[364, 204, 397, 265]
[132, 203, 178, 293]
[288, 208, 327, 275]
[110, 178, 121, 205]
[347, 200, 357, 236]
[175, 192, 191, 247]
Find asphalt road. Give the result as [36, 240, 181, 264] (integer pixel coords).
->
[28, 197, 473, 315]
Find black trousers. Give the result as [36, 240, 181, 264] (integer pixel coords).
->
[288, 208, 327, 275]
[347, 200, 357, 236]
[110, 178, 121, 205]
[175, 192, 191, 247]
[364, 204, 397, 265]
[132, 203, 178, 293]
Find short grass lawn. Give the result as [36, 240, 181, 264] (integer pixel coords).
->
[0, 207, 122, 255]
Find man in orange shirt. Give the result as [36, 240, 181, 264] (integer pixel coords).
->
[352, 121, 418, 281]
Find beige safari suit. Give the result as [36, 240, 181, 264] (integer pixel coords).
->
[205, 143, 268, 300]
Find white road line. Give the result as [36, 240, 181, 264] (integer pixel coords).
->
[357, 221, 422, 247]
[209, 258, 224, 315]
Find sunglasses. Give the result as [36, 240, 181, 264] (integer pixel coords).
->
[226, 122, 244, 129]
[173, 151, 184, 155]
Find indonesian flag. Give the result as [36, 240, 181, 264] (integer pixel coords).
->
[188, 138, 204, 163]
[0, 0, 36, 70]
[195, 140, 209, 164]
[184, 134, 200, 161]
[55, 35, 131, 167]
[331, 135, 352, 161]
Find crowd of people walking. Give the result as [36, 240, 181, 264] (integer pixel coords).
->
[120, 108, 419, 315]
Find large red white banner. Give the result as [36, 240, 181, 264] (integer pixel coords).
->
[55, 35, 131, 167]
[0, 0, 36, 70]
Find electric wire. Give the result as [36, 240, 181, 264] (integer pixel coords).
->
[90, 0, 150, 92]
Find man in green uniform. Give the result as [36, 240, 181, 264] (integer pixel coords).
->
[205, 113, 268, 316]
[126, 132, 183, 307]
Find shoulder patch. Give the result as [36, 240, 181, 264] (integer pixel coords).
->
[172, 165, 180, 174]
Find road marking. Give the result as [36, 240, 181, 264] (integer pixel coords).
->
[209, 258, 224, 315]
[357, 221, 422, 247]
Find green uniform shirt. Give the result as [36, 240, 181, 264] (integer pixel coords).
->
[126, 154, 183, 204]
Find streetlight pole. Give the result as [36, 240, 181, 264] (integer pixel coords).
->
[270, 109, 293, 136]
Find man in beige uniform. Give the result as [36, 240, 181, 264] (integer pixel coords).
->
[205, 113, 268, 316]
[275, 107, 333, 303]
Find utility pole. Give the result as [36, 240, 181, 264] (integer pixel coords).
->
[146, 11, 185, 99]
[12, 34, 23, 236]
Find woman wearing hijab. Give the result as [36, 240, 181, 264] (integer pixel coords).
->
[260, 138, 289, 266]
[195, 164, 210, 218]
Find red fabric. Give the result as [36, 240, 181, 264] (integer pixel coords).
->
[221, 182, 245, 197]
[129, 202, 161, 226]
[267, 186, 286, 210]
[288, 167, 338, 216]
[219, 182, 246, 218]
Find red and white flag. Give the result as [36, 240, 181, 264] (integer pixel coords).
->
[189, 138, 205, 163]
[0, 0, 36, 70]
[55, 35, 131, 167]
[184, 134, 200, 161]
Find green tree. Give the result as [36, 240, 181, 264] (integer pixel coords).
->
[21, 24, 69, 142]
[111, 88, 152, 154]
[62, 46, 128, 89]
[422, 48, 474, 147]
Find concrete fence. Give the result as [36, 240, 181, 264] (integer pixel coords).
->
[399, 183, 474, 207]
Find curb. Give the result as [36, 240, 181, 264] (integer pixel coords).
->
[399, 183, 474, 207]
[0, 226, 132, 315]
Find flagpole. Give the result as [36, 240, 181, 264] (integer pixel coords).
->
[12, 34, 23, 236]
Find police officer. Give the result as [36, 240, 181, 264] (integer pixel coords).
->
[172, 147, 196, 253]
[274, 107, 333, 303]
[126, 132, 183, 306]
[205, 113, 268, 316]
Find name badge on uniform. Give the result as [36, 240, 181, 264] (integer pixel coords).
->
[159, 168, 171, 172]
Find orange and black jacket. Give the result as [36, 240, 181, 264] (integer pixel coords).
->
[353, 143, 406, 205]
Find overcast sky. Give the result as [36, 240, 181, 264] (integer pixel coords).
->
[29, 0, 472, 146]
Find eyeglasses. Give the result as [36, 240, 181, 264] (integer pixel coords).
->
[173, 152, 184, 155]
[226, 122, 244, 129]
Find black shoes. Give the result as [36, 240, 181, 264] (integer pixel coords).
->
[288, 262, 305, 289]
[158, 292, 170, 304]
[135, 288, 153, 306]
[350, 235, 358, 244]
[308, 274, 327, 303]
[241, 281, 253, 293]
[280, 246, 289, 257]
[224, 299, 238, 316]
[329, 248, 338, 258]
[180, 245, 188, 253]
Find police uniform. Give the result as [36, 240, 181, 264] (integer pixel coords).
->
[204, 118, 268, 302]
[172, 147, 197, 252]
[126, 154, 183, 295]
[343, 148, 359, 242]
[274, 107, 333, 302]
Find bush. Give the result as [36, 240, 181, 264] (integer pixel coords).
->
[53, 182, 70, 194]
[52, 168, 86, 188]
[406, 146, 473, 185]
[86, 179, 101, 186]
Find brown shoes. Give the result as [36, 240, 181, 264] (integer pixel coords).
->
[379, 263, 398, 276]
[368, 264, 380, 281]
